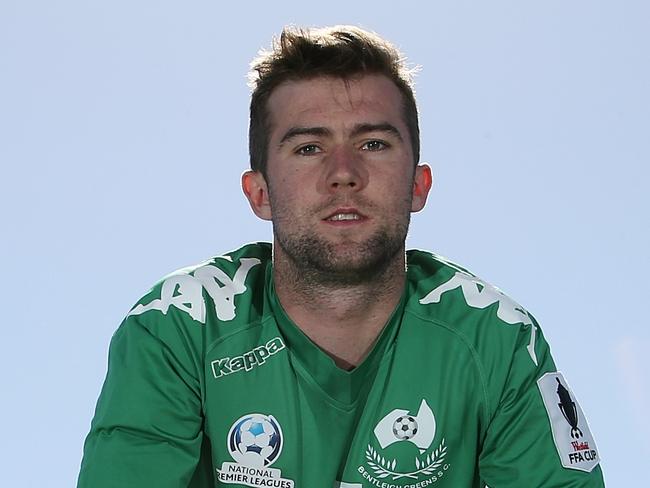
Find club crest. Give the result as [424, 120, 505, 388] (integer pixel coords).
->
[359, 399, 451, 486]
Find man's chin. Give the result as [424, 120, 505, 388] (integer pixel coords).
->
[276, 229, 406, 284]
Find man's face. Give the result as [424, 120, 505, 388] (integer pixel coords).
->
[244, 74, 431, 284]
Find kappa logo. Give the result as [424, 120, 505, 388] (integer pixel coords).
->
[358, 399, 451, 486]
[211, 337, 286, 379]
[537, 372, 600, 472]
[420, 269, 539, 365]
[128, 256, 260, 323]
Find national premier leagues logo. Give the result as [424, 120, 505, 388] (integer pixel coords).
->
[228, 414, 283, 467]
[217, 413, 295, 488]
[359, 399, 451, 485]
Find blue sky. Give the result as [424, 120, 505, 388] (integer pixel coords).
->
[1, 1, 648, 485]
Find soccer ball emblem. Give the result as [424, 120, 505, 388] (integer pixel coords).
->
[392, 415, 418, 440]
[228, 413, 283, 467]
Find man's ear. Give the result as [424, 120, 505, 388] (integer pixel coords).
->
[242, 170, 272, 221]
[411, 163, 433, 212]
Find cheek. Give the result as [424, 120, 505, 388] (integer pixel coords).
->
[376, 173, 412, 199]
[385, 184, 416, 218]
[271, 170, 318, 203]
[268, 183, 302, 218]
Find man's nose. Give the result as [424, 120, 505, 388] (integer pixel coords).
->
[323, 147, 367, 192]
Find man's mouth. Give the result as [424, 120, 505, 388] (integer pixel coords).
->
[324, 208, 367, 222]
[327, 213, 362, 222]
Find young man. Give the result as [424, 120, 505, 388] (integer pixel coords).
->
[78, 26, 605, 487]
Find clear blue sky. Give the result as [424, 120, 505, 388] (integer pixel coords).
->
[1, 1, 648, 486]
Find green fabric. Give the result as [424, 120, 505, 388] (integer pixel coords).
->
[78, 242, 605, 487]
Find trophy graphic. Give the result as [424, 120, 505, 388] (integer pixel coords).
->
[556, 378, 583, 439]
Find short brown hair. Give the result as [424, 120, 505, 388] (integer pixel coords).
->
[248, 25, 420, 175]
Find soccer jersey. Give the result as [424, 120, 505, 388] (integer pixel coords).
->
[78, 243, 604, 487]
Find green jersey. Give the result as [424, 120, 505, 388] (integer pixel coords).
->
[78, 243, 604, 487]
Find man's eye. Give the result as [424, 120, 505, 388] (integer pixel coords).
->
[362, 140, 388, 151]
[296, 144, 321, 155]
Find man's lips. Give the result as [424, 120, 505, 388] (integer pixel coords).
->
[323, 208, 368, 222]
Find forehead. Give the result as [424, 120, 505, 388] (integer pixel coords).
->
[266, 74, 406, 134]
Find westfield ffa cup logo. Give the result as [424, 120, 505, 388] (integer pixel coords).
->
[537, 372, 600, 472]
[360, 399, 450, 485]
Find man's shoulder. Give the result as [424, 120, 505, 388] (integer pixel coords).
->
[405, 249, 539, 354]
[404, 249, 546, 398]
[126, 242, 272, 327]
[406, 249, 531, 322]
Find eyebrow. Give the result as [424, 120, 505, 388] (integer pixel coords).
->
[279, 126, 332, 145]
[278, 122, 403, 146]
[350, 122, 403, 141]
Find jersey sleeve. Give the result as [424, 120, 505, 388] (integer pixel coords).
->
[77, 313, 208, 488]
[478, 317, 605, 487]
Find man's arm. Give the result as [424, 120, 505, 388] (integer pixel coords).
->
[77, 315, 209, 488]
[478, 318, 605, 487]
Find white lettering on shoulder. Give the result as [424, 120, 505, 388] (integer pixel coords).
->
[420, 271, 538, 365]
[128, 257, 261, 323]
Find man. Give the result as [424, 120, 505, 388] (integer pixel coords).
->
[78, 26, 605, 487]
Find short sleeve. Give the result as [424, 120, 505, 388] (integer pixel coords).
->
[77, 315, 210, 488]
[478, 319, 605, 487]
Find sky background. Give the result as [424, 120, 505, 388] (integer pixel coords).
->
[1, 1, 648, 486]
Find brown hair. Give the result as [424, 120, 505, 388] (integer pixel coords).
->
[248, 25, 420, 175]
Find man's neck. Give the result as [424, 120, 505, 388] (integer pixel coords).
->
[273, 250, 406, 370]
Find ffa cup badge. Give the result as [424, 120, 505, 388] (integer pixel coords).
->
[537, 372, 600, 472]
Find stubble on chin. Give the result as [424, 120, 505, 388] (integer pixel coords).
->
[273, 220, 409, 287]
